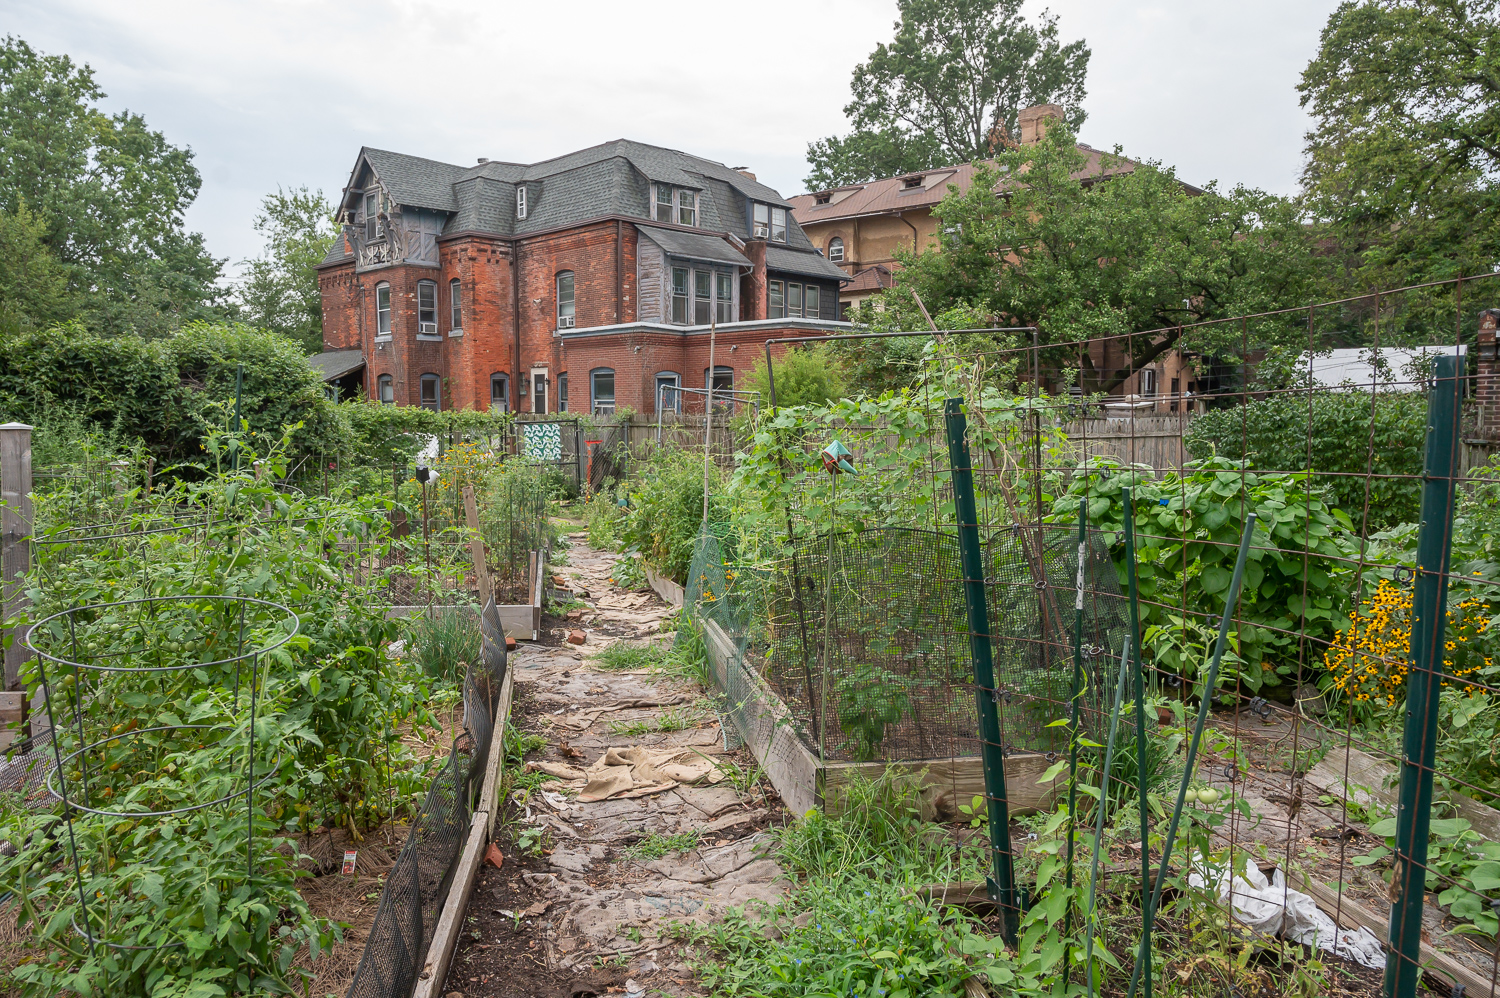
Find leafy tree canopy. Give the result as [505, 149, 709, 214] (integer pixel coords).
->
[849, 126, 1323, 394]
[1299, 0, 1500, 290]
[805, 0, 1089, 189]
[238, 186, 338, 355]
[0, 35, 228, 336]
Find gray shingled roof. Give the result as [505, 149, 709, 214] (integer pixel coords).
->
[358, 148, 465, 212]
[637, 226, 753, 268]
[335, 138, 816, 250]
[307, 349, 365, 381]
[765, 245, 851, 282]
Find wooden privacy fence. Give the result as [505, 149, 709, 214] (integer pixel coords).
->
[1063, 414, 1195, 472]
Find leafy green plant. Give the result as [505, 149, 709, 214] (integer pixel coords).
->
[1056, 456, 1361, 690]
[1358, 814, 1500, 936]
[834, 662, 916, 761]
[618, 448, 729, 583]
[624, 830, 701, 861]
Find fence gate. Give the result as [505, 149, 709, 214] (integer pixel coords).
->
[511, 416, 584, 492]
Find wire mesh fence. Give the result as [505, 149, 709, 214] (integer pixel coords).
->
[672, 273, 1500, 995]
[345, 598, 507, 998]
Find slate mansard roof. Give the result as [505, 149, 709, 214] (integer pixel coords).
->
[326, 139, 846, 281]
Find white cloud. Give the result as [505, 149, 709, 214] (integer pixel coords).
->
[4, 0, 1338, 270]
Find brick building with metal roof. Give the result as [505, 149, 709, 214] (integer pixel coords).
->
[315, 139, 850, 415]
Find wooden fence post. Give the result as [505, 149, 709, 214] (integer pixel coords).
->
[462, 485, 492, 603]
[1, 423, 33, 694]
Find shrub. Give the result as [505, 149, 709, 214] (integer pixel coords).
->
[620, 449, 729, 583]
[747, 344, 847, 409]
[1184, 391, 1426, 532]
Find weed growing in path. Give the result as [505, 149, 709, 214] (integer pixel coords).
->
[624, 830, 702, 861]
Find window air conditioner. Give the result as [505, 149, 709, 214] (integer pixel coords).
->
[419, 322, 437, 334]
[559, 315, 575, 328]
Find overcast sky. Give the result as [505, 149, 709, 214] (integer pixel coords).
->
[5, 0, 1340, 273]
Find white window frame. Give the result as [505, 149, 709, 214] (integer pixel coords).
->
[678, 189, 697, 227]
[752, 202, 769, 239]
[828, 237, 844, 262]
[715, 271, 733, 324]
[768, 279, 785, 319]
[516, 186, 528, 220]
[771, 206, 787, 242]
[787, 282, 802, 318]
[364, 190, 383, 241]
[557, 271, 575, 328]
[670, 267, 688, 324]
[655, 184, 675, 223]
[693, 270, 711, 325]
[417, 279, 438, 333]
[450, 278, 462, 330]
[375, 282, 391, 335]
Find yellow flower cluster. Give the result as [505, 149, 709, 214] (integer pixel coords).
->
[1323, 577, 1493, 707]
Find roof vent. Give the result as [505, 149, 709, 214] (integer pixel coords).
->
[477, 157, 490, 164]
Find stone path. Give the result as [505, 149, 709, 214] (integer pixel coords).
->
[441, 531, 785, 998]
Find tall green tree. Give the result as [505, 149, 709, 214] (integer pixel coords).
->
[0, 35, 228, 336]
[238, 186, 338, 355]
[1299, 1, 1500, 290]
[0, 202, 74, 332]
[805, 0, 1089, 189]
[850, 126, 1322, 394]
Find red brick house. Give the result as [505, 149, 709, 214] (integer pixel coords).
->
[315, 140, 851, 415]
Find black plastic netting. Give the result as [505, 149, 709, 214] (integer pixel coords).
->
[681, 522, 1129, 765]
[345, 598, 508, 998]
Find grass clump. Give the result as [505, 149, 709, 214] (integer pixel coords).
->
[592, 625, 709, 688]
[680, 772, 1016, 996]
[624, 830, 702, 861]
[410, 605, 480, 682]
[608, 706, 697, 736]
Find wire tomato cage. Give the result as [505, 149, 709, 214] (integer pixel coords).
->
[24, 594, 298, 953]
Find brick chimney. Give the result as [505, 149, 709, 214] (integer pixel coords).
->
[1018, 104, 1064, 145]
[741, 240, 767, 320]
[1477, 309, 1500, 437]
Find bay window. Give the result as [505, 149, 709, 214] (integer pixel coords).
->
[671, 267, 688, 324]
[768, 280, 785, 319]
[694, 270, 711, 325]
[805, 285, 821, 318]
[716, 272, 733, 323]
[787, 282, 802, 318]
[450, 279, 462, 330]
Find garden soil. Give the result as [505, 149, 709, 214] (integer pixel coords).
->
[441, 530, 786, 998]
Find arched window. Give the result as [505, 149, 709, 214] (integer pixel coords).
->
[655, 372, 681, 414]
[417, 280, 438, 333]
[420, 374, 441, 412]
[490, 373, 509, 412]
[377, 374, 394, 405]
[557, 271, 575, 328]
[375, 282, 391, 335]
[828, 236, 844, 262]
[450, 278, 462, 330]
[590, 368, 616, 416]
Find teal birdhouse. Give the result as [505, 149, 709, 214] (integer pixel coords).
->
[820, 439, 858, 476]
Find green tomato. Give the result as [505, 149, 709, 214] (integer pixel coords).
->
[1198, 788, 1221, 806]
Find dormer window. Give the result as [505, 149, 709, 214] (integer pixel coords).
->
[752, 203, 787, 241]
[516, 186, 528, 219]
[364, 190, 384, 240]
[902, 175, 924, 189]
[655, 184, 674, 223]
[813, 193, 831, 205]
[678, 189, 697, 227]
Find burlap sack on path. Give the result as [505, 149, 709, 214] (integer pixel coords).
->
[579, 746, 723, 801]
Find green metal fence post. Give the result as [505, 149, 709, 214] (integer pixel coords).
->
[1065, 497, 1086, 940]
[1122, 486, 1150, 998]
[943, 397, 1018, 945]
[1385, 352, 1464, 998]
